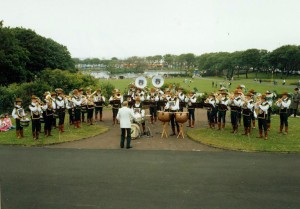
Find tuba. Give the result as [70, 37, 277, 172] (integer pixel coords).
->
[135, 76, 147, 89]
[152, 75, 164, 88]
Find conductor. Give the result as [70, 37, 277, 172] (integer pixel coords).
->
[116, 101, 135, 149]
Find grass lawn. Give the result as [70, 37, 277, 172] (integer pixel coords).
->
[99, 76, 298, 95]
[187, 116, 300, 153]
[0, 122, 108, 146]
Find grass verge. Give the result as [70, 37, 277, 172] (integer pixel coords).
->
[0, 123, 108, 146]
[187, 116, 300, 153]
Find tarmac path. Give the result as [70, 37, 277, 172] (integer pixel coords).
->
[0, 146, 299, 209]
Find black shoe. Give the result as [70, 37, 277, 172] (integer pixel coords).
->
[126, 146, 133, 149]
[170, 133, 176, 136]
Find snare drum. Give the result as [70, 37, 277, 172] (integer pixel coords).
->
[157, 111, 171, 122]
[175, 112, 189, 123]
[131, 123, 141, 139]
[20, 119, 30, 127]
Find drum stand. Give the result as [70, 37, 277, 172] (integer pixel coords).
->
[161, 122, 169, 138]
[177, 123, 185, 139]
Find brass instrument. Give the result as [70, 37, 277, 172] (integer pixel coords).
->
[275, 98, 283, 105]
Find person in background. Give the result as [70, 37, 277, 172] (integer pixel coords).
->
[0, 115, 9, 132]
[4, 113, 15, 130]
[290, 88, 300, 117]
[116, 101, 135, 149]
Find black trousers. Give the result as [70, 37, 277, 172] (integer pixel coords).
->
[243, 115, 251, 128]
[32, 118, 41, 133]
[87, 108, 94, 120]
[280, 113, 288, 126]
[15, 119, 23, 131]
[120, 128, 131, 148]
[290, 108, 298, 117]
[218, 111, 226, 123]
[68, 108, 74, 124]
[74, 108, 81, 121]
[258, 118, 267, 131]
[44, 115, 53, 131]
[112, 108, 119, 118]
[95, 107, 103, 115]
[231, 111, 238, 126]
[209, 109, 217, 124]
[58, 110, 65, 125]
[149, 106, 157, 117]
[188, 108, 195, 120]
[170, 111, 179, 131]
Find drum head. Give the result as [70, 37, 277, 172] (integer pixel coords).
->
[135, 76, 147, 89]
[152, 75, 164, 88]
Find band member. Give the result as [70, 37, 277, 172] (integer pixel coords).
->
[72, 89, 83, 128]
[290, 88, 300, 117]
[66, 95, 74, 125]
[147, 88, 159, 123]
[186, 91, 196, 128]
[248, 89, 257, 129]
[164, 92, 179, 136]
[255, 94, 269, 140]
[109, 89, 123, 125]
[265, 90, 274, 131]
[132, 97, 146, 134]
[42, 94, 54, 137]
[79, 88, 87, 123]
[94, 89, 106, 122]
[177, 87, 186, 112]
[229, 89, 242, 133]
[51, 92, 57, 128]
[56, 89, 66, 133]
[217, 92, 229, 130]
[277, 92, 291, 135]
[29, 95, 42, 140]
[205, 93, 217, 128]
[241, 93, 254, 136]
[157, 89, 165, 111]
[12, 98, 25, 138]
[86, 88, 95, 125]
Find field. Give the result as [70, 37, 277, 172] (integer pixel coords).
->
[98, 75, 299, 95]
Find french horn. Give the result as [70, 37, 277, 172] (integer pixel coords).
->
[152, 75, 164, 88]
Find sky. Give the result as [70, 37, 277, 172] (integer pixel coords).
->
[1, 0, 300, 59]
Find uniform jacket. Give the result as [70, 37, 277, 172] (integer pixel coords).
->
[116, 106, 135, 128]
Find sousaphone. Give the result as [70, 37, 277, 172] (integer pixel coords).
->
[152, 75, 164, 88]
[135, 76, 147, 89]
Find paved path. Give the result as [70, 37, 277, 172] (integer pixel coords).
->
[0, 146, 299, 209]
[50, 109, 218, 151]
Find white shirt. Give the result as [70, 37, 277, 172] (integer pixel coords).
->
[116, 106, 135, 128]
[277, 98, 291, 109]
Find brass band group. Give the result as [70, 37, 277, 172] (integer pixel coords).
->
[11, 75, 299, 141]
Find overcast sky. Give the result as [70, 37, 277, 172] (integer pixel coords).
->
[1, 0, 300, 59]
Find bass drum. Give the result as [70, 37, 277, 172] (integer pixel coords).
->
[175, 112, 189, 123]
[131, 123, 141, 139]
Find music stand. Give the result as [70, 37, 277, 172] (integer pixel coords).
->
[109, 100, 121, 106]
[157, 101, 167, 107]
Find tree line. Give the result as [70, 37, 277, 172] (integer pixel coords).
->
[0, 21, 75, 86]
[74, 46, 300, 78]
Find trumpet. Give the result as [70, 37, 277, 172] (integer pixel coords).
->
[275, 98, 283, 105]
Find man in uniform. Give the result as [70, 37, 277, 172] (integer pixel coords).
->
[94, 88, 105, 122]
[72, 89, 83, 128]
[277, 92, 291, 134]
[164, 92, 179, 136]
[186, 91, 197, 128]
[12, 98, 26, 138]
[29, 95, 42, 140]
[255, 94, 269, 140]
[56, 89, 66, 133]
[290, 88, 300, 117]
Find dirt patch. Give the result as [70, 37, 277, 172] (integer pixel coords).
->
[50, 109, 219, 151]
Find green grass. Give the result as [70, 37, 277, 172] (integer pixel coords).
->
[99, 76, 298, 94]
[187, 116, 300, 152]
[0, 122, 108, 146]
